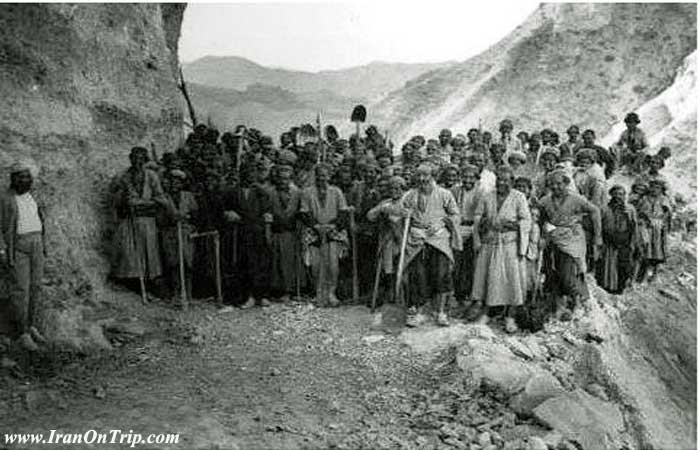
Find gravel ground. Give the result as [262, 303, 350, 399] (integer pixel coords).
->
[0, 299, 537, 450]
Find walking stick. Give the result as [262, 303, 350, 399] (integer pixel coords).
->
[295, 220, 301, 301]
[349, 208, 359, 303]
[129, 207, 148, 304]
[214, 231, 223, 305]
[395, 211, 412, 305]
[177, 220, 188, 309]
[371, 238, 384, 312]
[316, 227, 328, 305]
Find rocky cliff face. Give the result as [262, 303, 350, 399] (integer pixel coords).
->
[0, 3, 186, 350]
[376, 3, 696, 143]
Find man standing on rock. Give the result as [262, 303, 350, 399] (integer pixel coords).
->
[0, 159, 47, 351]
[111, 146, 167, 297]
[539, 169, 602, 321]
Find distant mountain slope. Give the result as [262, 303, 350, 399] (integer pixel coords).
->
[374, 3, 696, 142]
[183, 56, 454, 102]
[187, 82, 363, 139]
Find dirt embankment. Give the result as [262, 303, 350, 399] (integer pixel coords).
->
[0, 3, 186, 349]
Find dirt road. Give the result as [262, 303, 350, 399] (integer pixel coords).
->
[1, 299, 529, 450]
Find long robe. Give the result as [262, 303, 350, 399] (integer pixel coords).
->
[400, 182, 461, 268]
[300, 185, 348, 298]
[595, 202, 637, 293]
[539, 192, 602, 298]
[229, 184, 273, 299]
[349, 180, 382, 296]
[111, 168, 165, 279]
[452, 186, 481, 300]
[637, 194, 671, 263]
[471, 189, 531, 307]
[269, 183, 302, 294]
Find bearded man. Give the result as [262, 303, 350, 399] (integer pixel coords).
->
[539, 169, 602, 321]
[400, 164, 461, 327]
[111, 147, 167, 292]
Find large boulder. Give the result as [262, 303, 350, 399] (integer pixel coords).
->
[533, 389, 625, 450]
[456, 339, 534, 395]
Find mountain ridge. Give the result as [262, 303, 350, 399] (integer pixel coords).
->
[183, 55, 455, 101]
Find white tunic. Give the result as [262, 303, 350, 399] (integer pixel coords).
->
[15, 192, 42, 235]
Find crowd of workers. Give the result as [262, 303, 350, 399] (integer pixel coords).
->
[2, 112, 689, 350]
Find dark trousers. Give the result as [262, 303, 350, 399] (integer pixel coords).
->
[409, 245, 453, 303]
[237, 226, 271, 300]
[453, 236, 475, 303]
[9, 232, 44, 338]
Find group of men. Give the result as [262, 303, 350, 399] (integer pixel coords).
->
[0, 112, 680, 350]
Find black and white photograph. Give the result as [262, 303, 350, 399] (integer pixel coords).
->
[0, 1, 697, 449]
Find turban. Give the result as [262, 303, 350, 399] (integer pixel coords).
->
[576, 148, 597, 163]
[169, 169, 187, 180]
[416, 163, 435, 176]
[648, 177, 667, 190]
[608, 184, 626, 196]
[540, 147, 560, 160]
[277, 149, 297, 167]
[9, 158, 39, 178]
[460, 163, 480, 175]
[389, 175, 406, 189]
[624, 112, 641, 124]
[495, 164, 514, 179]
[514, 176, 532, 189]
[144, 161, 160, 171]
[547, 168, 571, 185]
[507, 150, 527, 163]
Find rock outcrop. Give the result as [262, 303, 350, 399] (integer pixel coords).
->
[0, 4, 186, 350]
[375, 3, 696, 143]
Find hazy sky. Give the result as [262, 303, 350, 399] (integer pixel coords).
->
[179, 1, 540, 72]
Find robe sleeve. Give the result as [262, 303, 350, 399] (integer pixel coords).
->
[337, 187, 348, 211]
[516, 193, 532, 257]
[577, 195, 602, 246]
[367, 200, 386, 222]
[299, 189, 311, 213]
[148, 170, 167, 207]
[473, 194, 486, 246]
[444, 188, 460, 226]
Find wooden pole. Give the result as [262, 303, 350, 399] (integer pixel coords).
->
[371, 239, 383, 312]
[214, 231, 223, 305]
[177, 220, 188, 309]
[129, 210, 148, 305]
[395, 212, 412, 305]
[349, 208, 359, 303]
[316, 228, 328, 305]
